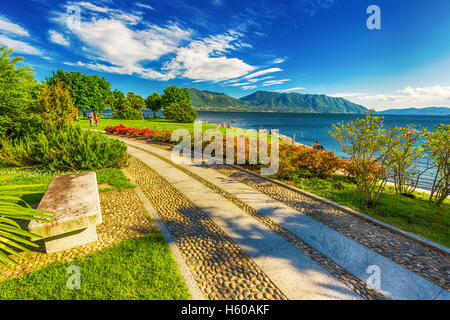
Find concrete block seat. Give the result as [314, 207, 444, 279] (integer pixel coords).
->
[28, 172, 102, 253]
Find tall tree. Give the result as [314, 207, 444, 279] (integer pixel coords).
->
[110, 90, 143, 120]
[107, 89, 127, 111]
[46, 70, 111, 116]
[164, 100, 197, 123]
[126, 92, 145, 110]
[145, 92, 162, 118]
[0, 46, 40, 139]
[161, 84, 192, 109]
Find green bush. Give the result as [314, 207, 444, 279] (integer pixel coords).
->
[112, 108, 144, 120]
[0, 126, 128, 171]
[164, 101, 197, 123]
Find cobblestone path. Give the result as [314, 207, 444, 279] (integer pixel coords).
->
[118, 136, 449, 300]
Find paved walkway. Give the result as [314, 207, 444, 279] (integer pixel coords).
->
[118, 137, 449, 300]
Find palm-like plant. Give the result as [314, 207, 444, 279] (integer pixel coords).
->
[0, 183, 53, 273]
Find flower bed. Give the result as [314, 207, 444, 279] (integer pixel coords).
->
[105, 125, 345, 179]
[105, 125, 173, 143]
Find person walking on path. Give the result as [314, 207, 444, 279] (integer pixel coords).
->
[88, 112, 94, 127]
[94, 113, 99, 127]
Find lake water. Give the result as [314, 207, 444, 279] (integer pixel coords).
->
[196, 111, 450, 190]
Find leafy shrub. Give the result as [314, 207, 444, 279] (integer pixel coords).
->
[163, 101, 197, 123]
[387, 126, 426, 196]
[423, 124, 450, 207]
[307, 149, 344, 179]
[329, 111, 399, 207]
[0, 136, 35, 166]
[0, 126, 128, 171]
[113, 108, 144, 120]
[35, 81, 77, 129]
[277, 144, 343, 180]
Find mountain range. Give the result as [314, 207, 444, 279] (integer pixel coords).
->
[188, 89, 450, 115]
[189, 89, 367, 114]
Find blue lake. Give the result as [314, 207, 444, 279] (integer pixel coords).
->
[196, 111, 450, 190]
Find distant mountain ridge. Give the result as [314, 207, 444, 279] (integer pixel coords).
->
[189, 88, 243, 109]
[189, 89, 367, 114]
[378, 107, 450, 116]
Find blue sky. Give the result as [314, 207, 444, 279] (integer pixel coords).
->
[1, 0, 449, 110]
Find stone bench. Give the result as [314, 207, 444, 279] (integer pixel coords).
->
[28, 172, 102, 253]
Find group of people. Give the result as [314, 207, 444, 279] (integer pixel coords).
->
[313, 141, 326, 151]
[87, 112, 98, 127]
[258, 126, 279, 136]
[217, 122, 232, 128]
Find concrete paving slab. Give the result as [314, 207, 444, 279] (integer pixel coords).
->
[289, 220, 444, 300]
[251, 245, 359, 300]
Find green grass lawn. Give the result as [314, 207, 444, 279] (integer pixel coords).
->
[0, 234, 190, 300]
[286, 173, 450, 247]
[0, 166, 134, 205]
[0, 166, 189, 299]
[78, 117, 218, 132]
[78, 117, 275, 140]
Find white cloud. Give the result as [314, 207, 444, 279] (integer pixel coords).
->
[0, 35, 41, 55]
[49, 30, 70, 46]
[243, 67, 282, 79]
[230, 82, 251, 86]
[61, 15, 191, 80]
[247, 76, 274, 83]
[278, 87, 305, 92]
[0, 15, 29, 37]
[63, 61, 85, 66]
[0, 15, 41, 55]
[53, 4, 257, 82]
[242, 85, 257, 90]
[66, 1, 142, 24]
[272, 57, 286, 64]
[76, 1, 110, 13]
[262, 79, 290, 86]
[330, 85, 450, 110]
[135, 3, 154, 10]
[395, 85, 450, 99]
[164, 31, 255, 82]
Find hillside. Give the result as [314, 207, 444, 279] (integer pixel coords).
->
[378, 107, 450, 116]
[189, 89, 367, 113]
[189, 88, 245, 109]
[240, 91, 367, 113]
